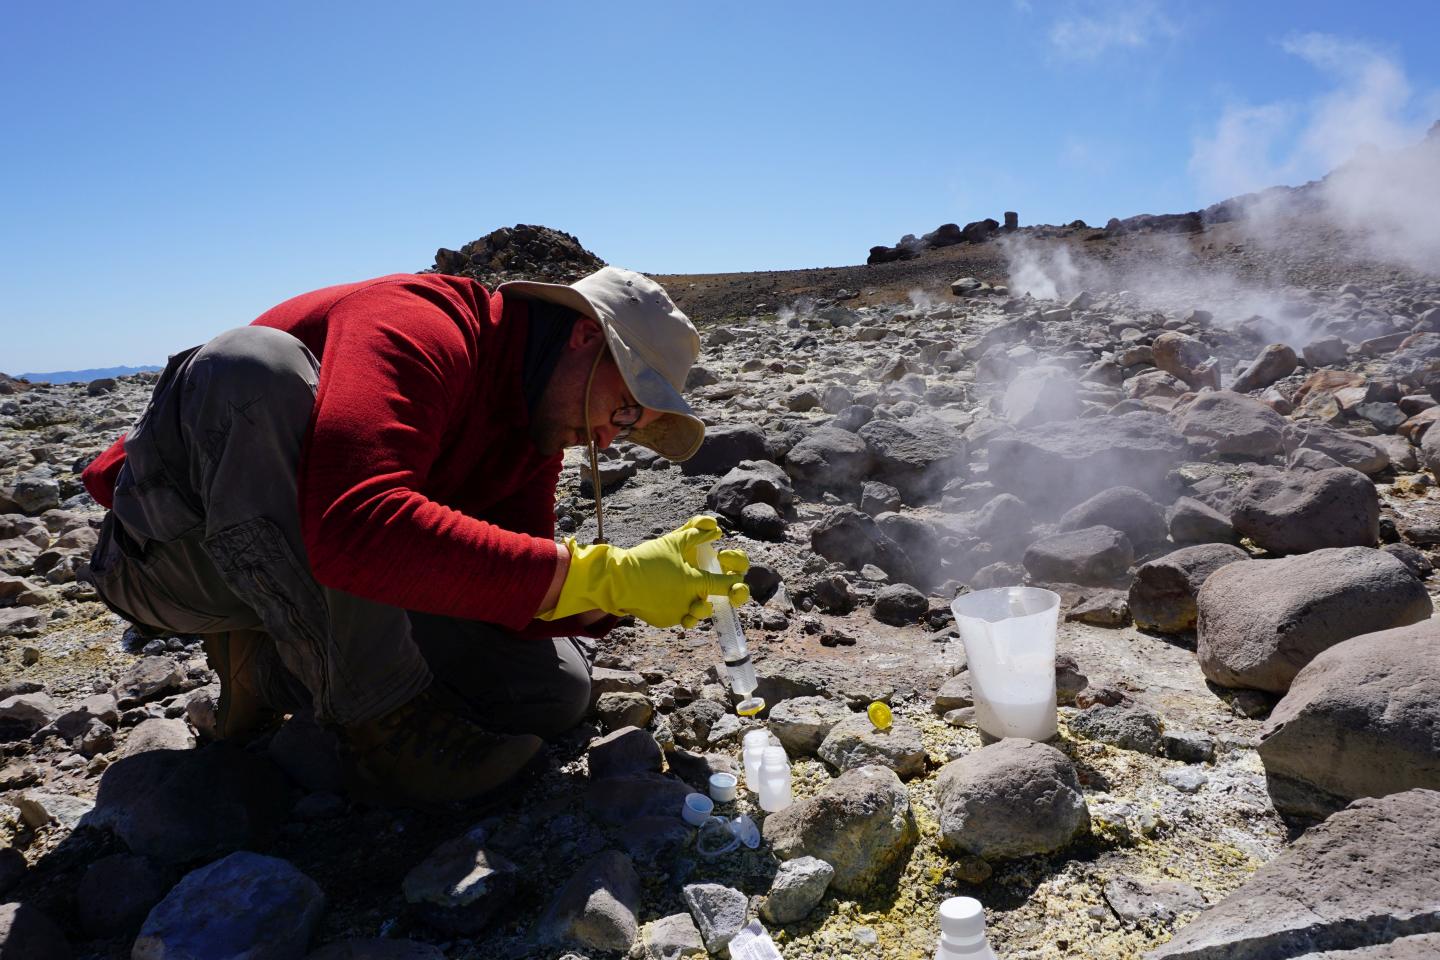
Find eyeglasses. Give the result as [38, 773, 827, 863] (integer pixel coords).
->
[583, 349, 645, 544]
[611, 402, 643, 439]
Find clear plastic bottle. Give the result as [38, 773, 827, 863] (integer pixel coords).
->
[742, 730, 772, 792]
[696, 542, 758, 706]
[757, 745, 792, 812]
[935, 897, 998, 960]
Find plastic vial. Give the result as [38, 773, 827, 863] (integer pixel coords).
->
[935, 897, 998, 960]
[757, 745, 792, 813]
[696, 542, 758, 703]
[742, 730, 772, 792]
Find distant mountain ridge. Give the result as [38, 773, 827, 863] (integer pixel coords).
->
[12, 365, 162, 384]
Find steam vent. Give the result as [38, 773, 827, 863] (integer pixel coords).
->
[6, 149, 1440, 957]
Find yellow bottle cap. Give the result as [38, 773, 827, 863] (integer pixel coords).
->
[867, 701, 893, 730]
[736, 697, 766, 717]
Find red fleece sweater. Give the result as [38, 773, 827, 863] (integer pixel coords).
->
[84, 274, 598, 636]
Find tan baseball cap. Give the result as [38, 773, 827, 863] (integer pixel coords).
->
[498, 267, 706, 461]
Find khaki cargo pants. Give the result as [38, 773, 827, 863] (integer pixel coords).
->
[87, 326, 590, 735]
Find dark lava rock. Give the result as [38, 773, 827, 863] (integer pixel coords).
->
[935, 739, 1089, 861]
[1178, 391, 1287, 459]
[1068, 703, 1164, 755]
[872, 583, 928, 625]
[1167, 496, 1237, 545]
[811, 507, 915, 582]
[681, 424, 770, 477]
[1059, 486, 1167, 548]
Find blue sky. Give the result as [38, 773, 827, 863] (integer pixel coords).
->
[3, 1, 1438, 372]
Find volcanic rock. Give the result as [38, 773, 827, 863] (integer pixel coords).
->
[1003, 365, 1083, 427]
[1257, 620, 1440, 819]
[1231, 467, 1379, 553]
[1129, 544, 1250, 634]
[762, 765, 918, 896]
[1152, 332, 1220, 390]
[811, 506, 915, 582]
[872, 582, 928, 625]
[76, 853, 171, 939]
[706, 460, 794, 521]
[0, 902, 70, 960]
[768, 696, 854, 757]
[1287, 423, 1390, 476]
[1058, 487, 1167, 548]
[988, 412, 1187, 511]
[1147, 789, 1440, 959]
[817, 713, 926, 780]
[1167, 497, 1237, 544]
[1178, 391, 1287, 458]
[1068, 702, 1164, 755]
[1196, 547, 1432, 692]
[784, 426, 872, 496]
[681, 883, 748, 955]
[539, 850, 641, 953]
[856, 415, 966, 502]
[134, 852, 325, 960]
[642, 914, 706, 959]
[1023, 526, 1133, 585]
[1230, 344, 1298, 393]
[935, 739, 1089, 861]
[680, 423, 769, 477]
[402, 826, 518, 935]
[760, 856, 835, 925]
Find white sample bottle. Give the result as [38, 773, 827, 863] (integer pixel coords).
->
[742, 730, 772, 792]
[935, 897, 998, 960]
[696, 542, 758, 703]
[757, 745, 792, 813]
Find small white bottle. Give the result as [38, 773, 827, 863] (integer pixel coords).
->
[757, 745, 792, 813]
[742, 730, 772, 792]
[935, 897, 998, 960]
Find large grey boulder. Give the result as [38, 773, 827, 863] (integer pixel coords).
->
[1147, 789, 1440, 959]
[1197, 548, 1432, 692]
[1231, 468, 1380, 554]
[856, 415, 967, 502]
[817, 713, 926, 780]
[539, 850, 641, 953]
[1059, 487, 1167, 548]
[935, 739, 1090, 861]
[988, 412, 1188, 513]
[680, 424, 769, 476]
[784, 427, 872, 497]
[1257, 620, 1440, 820]
[1287, 423, 1390, 476]
[402, 826, 517, 935]
[762, 765, 918, 896]
[767, 697, 852, 757]
[133, 852, 325, 960]
[811, 506, 915, 582]
[706, 460, 794, 522]
[1023, 526, 1133, 584]
[1003, 366, 1083, 427]
[1178, 391, 1287, 459]
[1129, 544, 1250, 634]
[1422, 423, 1440, 479]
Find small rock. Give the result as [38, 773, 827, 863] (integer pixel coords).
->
[539, 850, 641, 953]
[402, 825, 518, 935]
[871, 583, 928, 625]
[589, 726, 663, 781]
[642, 913, 706, 959]
[767, 697, 852, 757]
[817, 713, 926, 780]
[77, 852, 170, 938]
[759, 856, 834, 925]
[1104, 875, 1205, 925]
[1162, 767, 1209, 794]
[594, 692, 653, 732]
[1068, 703, 1164, 755]
[682, 883, 748, 955]
[122, 717, 196, 757]
[114, 656, 186, 707]
[1024, 525, 1133, 584]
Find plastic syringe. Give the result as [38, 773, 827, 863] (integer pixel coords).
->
[696, 541, 763, 715]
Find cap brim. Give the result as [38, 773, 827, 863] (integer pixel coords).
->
[498, 279, 706, 462]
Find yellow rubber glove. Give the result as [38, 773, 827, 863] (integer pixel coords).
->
[539, 516, 750, 628]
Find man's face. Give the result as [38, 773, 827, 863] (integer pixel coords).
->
[529, 317, 664, 456]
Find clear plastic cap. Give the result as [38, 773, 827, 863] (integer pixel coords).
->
[939, 897, 986, 940]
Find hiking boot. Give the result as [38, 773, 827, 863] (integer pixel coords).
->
[341, 687, 543, 806]
[201, 629, 283, 740]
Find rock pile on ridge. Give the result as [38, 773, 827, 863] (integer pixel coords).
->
[430, 223, 606, 286]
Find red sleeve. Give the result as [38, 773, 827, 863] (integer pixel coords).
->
[82, 435, 128, 509]
[297, 285, 559, 630]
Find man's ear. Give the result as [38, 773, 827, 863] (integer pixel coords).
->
[567, 315, 605, 349]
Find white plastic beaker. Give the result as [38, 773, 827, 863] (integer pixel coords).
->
[950, 587, 1061, 741]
